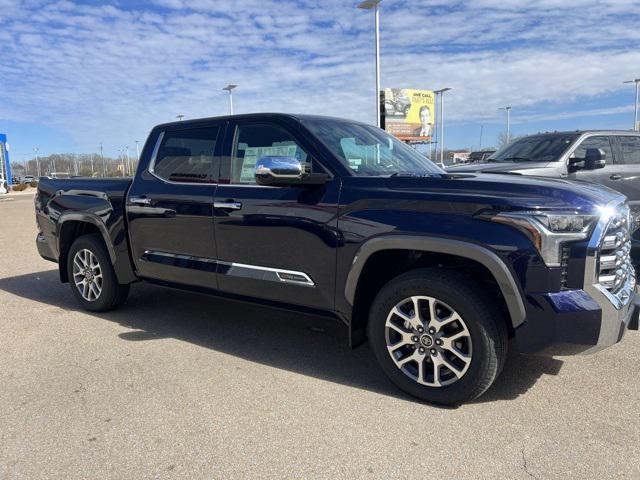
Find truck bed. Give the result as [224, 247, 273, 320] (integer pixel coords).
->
[35, 176, 137, 284]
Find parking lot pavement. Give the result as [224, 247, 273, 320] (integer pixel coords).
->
[0, 194, 638, 480]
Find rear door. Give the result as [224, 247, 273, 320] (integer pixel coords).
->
[611, 135, 640, 241]
[212, 118, 341, 310]
[126, 122, 223, 289]
[609, 135, 640, 201]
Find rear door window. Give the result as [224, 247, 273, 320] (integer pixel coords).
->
[152, 126, 220, 183]
[615, 136, 640, 165]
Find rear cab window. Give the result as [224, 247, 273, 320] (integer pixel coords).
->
[151, 126, 220, 183]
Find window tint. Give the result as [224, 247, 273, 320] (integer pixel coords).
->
[573, 136, 613, 163]
[153, 126, 219, 183]
[617, 136, 640, 165]
[231, 124, 309, 184]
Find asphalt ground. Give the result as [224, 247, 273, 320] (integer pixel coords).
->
[1, 193, 638, 479]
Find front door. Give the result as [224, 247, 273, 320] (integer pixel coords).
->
[569, 135, 620, 189]
[213, 119, 340, 310]
[126, 122, 223, 289]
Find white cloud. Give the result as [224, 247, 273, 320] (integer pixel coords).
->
[1, 0, 639, 151]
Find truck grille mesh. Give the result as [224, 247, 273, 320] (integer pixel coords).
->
[597, 204, 635, 301]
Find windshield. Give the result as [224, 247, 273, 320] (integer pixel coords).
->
[488, 134, 578, 163]
[301, 118, 443, 177]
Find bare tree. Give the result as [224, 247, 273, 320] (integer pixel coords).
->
[496, 131, 521, 149]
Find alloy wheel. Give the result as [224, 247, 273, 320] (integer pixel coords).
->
[385, 295, 472, 387]
[72, 248, 103, 301]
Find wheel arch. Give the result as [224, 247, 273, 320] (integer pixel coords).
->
[344, 236, 527, 345]
[57, 214, 117, 283]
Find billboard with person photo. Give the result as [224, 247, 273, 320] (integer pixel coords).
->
[382, 88, 435, 141]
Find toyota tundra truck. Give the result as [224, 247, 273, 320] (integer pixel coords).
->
[34, 114, 639, 405]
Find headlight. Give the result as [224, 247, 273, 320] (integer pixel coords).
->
[532, 213, 597, 233]
[482, 211, 598, 266]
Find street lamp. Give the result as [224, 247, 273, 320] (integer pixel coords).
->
[223, 84, 237, 115]
[623, 78, 640, 131]
[434, 87, 452, 165]
[358, 0, 382, 128]
[33, 147, 41, 177]
[499, 106, 512, 143]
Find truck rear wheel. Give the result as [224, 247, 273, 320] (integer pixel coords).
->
[367, 268, 508, 405]
[67, 234, 129, 312]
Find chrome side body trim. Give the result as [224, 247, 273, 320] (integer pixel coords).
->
[141, 250, 315, 287]
[218, 261, 315, 287]
[213, 201, 242, 210]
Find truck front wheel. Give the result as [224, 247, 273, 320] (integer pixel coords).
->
[67, 234, 129, 312]
[367, 268, 508, 405]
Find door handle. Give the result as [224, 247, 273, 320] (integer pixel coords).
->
[610, 174, 622, 180]
[214, 200, 242, 210]
[129, 196, 152, 206]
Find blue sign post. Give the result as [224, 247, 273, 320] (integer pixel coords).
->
[0, 133, 12, 190]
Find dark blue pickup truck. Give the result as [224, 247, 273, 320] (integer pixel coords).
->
[35, 114, 639, 405]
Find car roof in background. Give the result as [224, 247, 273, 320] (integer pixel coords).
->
[522, 130, 640, 138]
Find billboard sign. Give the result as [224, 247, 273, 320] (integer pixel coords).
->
[382, 88, 435, 141]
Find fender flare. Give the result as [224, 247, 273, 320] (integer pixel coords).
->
[344, 235, 527, 328]
[57, 212, 117, 264]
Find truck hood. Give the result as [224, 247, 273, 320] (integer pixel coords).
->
[384, 173, 624, 214]
[446, 161, 552, 175]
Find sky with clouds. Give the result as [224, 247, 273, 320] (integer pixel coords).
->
[1, 0, 640, 159]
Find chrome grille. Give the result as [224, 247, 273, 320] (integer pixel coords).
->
[597, 204, 635, 302]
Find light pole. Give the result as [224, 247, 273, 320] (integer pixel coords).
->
[624, 78, 640, 131]
[33, 147, 41, 177]
[499, 106, 512, 143]
[135, 140, 140, 172]
[434, 87, 452, 165]
[223, 84, 237, 115]
[99, 143, 105, 176]
[358, 0, 382, 128]
[125, 146, 130, 176]
[479, 124, 484, 150]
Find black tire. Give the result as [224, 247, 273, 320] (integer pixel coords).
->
[66, 234, 129, 312]
[367, 268, 508, 405]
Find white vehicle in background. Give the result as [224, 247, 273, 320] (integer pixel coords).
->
[50, 172, 72, 179]
[22, 175, 36, 184]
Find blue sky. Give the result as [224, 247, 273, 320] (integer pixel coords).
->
[1, 0, 639, 160]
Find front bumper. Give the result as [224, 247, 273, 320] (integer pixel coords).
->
[515, 287, 638, 356]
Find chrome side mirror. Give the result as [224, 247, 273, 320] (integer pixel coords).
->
[255, 155, 328, 186]
[255, 156, 303, 180]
